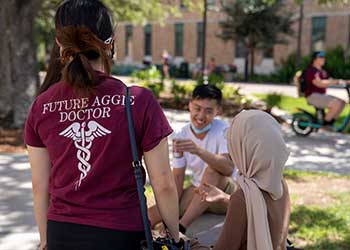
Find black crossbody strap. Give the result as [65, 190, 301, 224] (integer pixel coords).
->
[125, 87, 154, 250]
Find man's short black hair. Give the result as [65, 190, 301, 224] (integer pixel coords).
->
[192, 84, 222, 105]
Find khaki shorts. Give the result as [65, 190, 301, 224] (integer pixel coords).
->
[179, 178, 237, 215]
[306, 93, 339, 109]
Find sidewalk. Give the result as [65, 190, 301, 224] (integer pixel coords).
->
[1, 109, 350, 249]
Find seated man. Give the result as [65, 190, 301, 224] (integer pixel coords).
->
[304, 51, 346, 126]
[148, 84, 236, 233]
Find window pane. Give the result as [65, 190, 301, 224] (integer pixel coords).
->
[144, 24, 152, 56]
[207, 0, 216, 7]
[311, 16, 327, 51]
[125, 25, 133, 56]
[175, 23, 184, 57]
[197, 22, 203, 57]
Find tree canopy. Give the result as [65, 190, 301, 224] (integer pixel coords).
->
[219, 0, 294, 77]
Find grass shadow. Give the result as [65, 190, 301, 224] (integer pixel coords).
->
[290, 205, 350, 250]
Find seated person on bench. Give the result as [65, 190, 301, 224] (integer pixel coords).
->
[148, 84, 236, 234]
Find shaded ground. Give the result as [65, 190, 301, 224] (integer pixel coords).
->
[1, 108, 350, 249]
[0, 153, 38, 250]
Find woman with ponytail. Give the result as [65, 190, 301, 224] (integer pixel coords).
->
[25, 1, 180, 249]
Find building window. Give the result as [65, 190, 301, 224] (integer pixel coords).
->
[144, 24, 152, 56]
[235, 40, 246, 58]
[207, 0, 216, 8]
[125, 25, 133, 56]
[311, 16, 327, 51]
[175, 23, 184, 57]
[197, 22, 204, 57]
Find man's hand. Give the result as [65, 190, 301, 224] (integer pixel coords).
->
[175, 139, 201, 155]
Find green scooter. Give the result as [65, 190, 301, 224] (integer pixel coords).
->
[291, 83, 350, 136]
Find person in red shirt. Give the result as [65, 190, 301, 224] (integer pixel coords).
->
[304, 51, 346, 126]
[24, 1, 180, 249]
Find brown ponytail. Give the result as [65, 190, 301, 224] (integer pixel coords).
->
[56, 26, 111, 95]
[40, 0, 115, 96]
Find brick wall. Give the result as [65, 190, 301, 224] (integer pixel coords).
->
[115, 0, 350, 71]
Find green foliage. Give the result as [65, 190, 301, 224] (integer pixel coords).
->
[171, 80, 195, 103]
[254, 46, 350, 84]
[111, 64, 141, 76]
[221, 85, 248, 104]
[323, 46, 350, 79]
[218, 0, 294, 77]
[140, 82, 164, 98]
[196, 74, 225, 90]
[261, 92, 282, 110]
[132, 66, 160, 81]
[132, 66, 163, 97]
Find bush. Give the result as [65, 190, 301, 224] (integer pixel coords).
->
[255, 46, 350, 84]
[196, 73, 225, 90]
[324, 46, 350, 79]
[140, 82, 163, 98]
[171, 80, 195, 103]
[132, 66, 163, 97]
[111, 64, 141, 76]
[261, 93, 282, 111]
[131, 65, 161, 82]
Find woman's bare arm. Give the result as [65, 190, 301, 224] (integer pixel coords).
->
[144, 138, 180, 242]
[27, 146, 51, 250]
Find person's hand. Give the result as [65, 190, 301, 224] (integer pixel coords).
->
[38, 242, 47, 250]
[338, 79, 346, 85]
[175, 139, 200, 155]
[153, 222, 167, 238]
[196, 183, 229, 203]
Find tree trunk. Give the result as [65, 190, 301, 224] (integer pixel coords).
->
[296, 2, 304, 68]
[250, 47, 255, 76]
[0, 0, 42, 128]
[244, 49, 249, 81]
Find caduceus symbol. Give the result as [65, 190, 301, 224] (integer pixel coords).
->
[59, 121, 111, 190]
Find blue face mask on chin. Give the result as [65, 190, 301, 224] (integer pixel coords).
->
[190, 122, 212, 134]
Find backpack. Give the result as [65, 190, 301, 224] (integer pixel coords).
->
[294, 70, 307, 97]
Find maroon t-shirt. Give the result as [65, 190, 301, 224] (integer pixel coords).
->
[25, 73, 173, 231]
[304, 65, 329, 97]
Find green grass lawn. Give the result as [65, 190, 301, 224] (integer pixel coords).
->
[146, 170, 350, 249]
[284, 170, 350, 250]
[290, 196, 350, 250]
[255, 94, 349, 127]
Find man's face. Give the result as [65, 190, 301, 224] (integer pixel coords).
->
[315, 57, 325, 67]
[189, 98, 219, 130]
